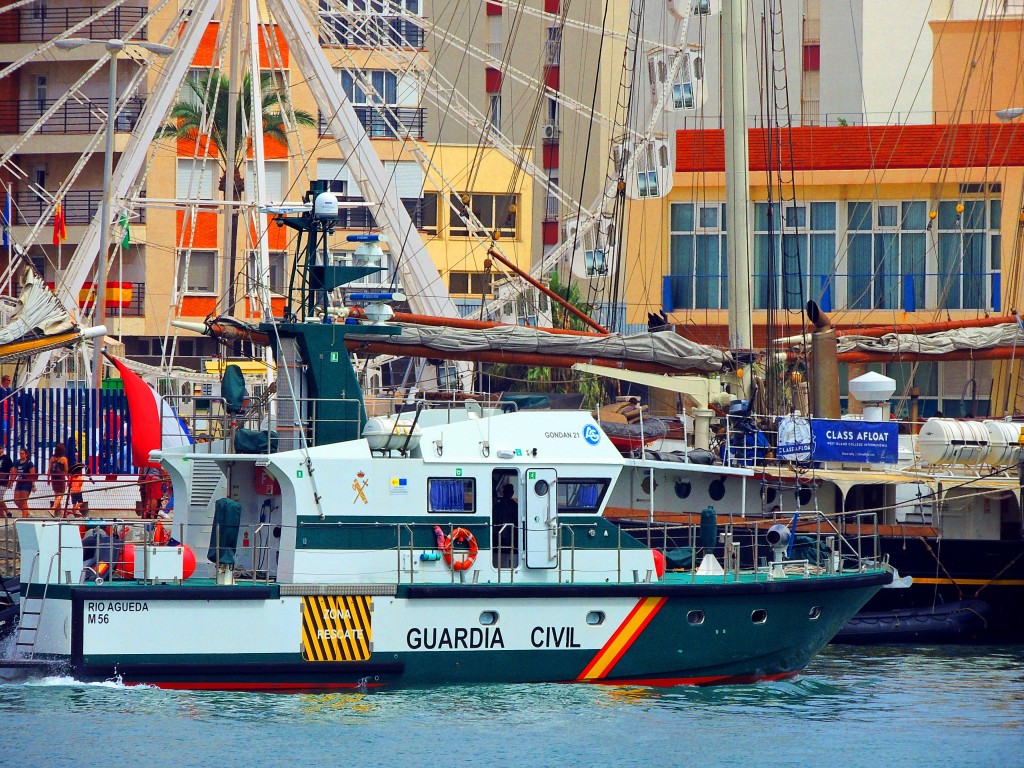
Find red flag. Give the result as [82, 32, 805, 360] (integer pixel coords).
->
[52, 200, 67, 246]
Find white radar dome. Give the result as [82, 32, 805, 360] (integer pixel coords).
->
[848, 371, 896, 403]
[314, 191, 339, 220]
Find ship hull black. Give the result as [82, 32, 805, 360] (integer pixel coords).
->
[857, 536, 1024, 643]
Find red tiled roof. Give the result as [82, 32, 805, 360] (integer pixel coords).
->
[675, 123, 1024, 173]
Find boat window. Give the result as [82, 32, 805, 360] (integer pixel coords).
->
[586, 611, 605, 626]
[556, 478, 610, 513]
[480, 611, 498, 626]
[687, 610, 704, 625]
[751, 609, 768, 624]
[808, 606, 822, 620]
[427, 478, 476, 513]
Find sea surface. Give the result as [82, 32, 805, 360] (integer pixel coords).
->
[1, 645, 1021, 768]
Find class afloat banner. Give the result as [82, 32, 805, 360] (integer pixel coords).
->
[810, 419, 899, 464]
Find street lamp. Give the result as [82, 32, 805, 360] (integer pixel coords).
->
[54, 37, 174, 387]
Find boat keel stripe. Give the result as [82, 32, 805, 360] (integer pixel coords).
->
[577, 597, 667, 681]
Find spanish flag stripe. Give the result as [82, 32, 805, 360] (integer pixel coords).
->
[578, 599, 650, 680]
[592, 597, 667, 678]
[578, 597, 666, 680]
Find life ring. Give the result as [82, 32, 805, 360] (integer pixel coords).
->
[442, 527, 478, 571]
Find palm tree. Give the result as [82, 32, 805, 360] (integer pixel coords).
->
[488, 271, 605, 408]
[159, 71, 316, 318]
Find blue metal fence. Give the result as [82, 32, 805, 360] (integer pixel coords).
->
[0, 387, 134, 475]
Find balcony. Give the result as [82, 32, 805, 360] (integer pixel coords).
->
[14, 190, 145, 226]
[662, 271, 1002, 313]
[19, 5, 147, 43]
[318, 107, 426, 140]
[108, 281, 146, 318]
[319, 12, 425, 48]
[331, 196, 429, 230]
[0, 97, 146, 135]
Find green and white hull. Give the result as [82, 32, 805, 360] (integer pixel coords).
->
[22, 570, 886, 690]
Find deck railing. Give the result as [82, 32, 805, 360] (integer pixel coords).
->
[6, 508, 882, 588]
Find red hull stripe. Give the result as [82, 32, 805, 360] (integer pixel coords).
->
[586, 670, 800, 687]
[578, 597, 667, 681]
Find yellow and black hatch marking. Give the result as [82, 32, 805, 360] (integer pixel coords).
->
[301, 595, 373, 662]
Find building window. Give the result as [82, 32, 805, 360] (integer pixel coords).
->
[448, 271, 492, 296]
[339, 69, 406, 138]
[754, 201, 836, 311]
[176, 250, 217, 294]
[417, 192, 439, 235]
[667, 202, 727, 310]
[321, 0, 424, 48]
[179, 68, 212, 108]
[244, 161, 288, 204]
[176, 159, 217, 200]
[449, 193, 517, 238]
[246, 251, 287, 294]
[488, 94, 502, 131]
[35, 75, 47, 112]
[840, 360, 991, 418]
[427, 478, 476, 513]
[938, 200, 992, 310]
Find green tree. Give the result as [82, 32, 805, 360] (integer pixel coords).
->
[159, 72, 315, 317]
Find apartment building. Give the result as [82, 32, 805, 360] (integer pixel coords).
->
[0, 0, 534, 375]
[622, 2, 1024, 417]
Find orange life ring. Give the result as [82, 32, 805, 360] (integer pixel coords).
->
[442, 527, 478, 571]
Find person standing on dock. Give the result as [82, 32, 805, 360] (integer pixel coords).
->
[0, 444, 12, 517]
[47, 443, 68, 516]
[13, 447, 36, 516]
[0, 375, 12, 445]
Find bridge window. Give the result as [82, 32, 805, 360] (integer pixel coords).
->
[428, 478, 476, 513]
[556, 478, 609, 513]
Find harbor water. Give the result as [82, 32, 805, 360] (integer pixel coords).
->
[2, 645, 1021, 768]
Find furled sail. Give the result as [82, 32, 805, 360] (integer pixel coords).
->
[836, 323, 1024, 356]
[348, 323, 731, 373]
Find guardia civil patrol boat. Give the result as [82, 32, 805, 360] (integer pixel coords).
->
[4, 187, 891, 691]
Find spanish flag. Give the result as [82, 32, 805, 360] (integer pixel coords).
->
[52, 200, 67, 246]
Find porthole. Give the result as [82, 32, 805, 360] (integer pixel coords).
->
[687, 610, 705, 625]
[586, 611, 605, 626]
[765, 487, 777, 504]
[480, 611, 499, 626]
[808, 606, 822, 621]
[751, 609, 768, 624]
[798, 487, 813, 506]
[675, 481, 691, 499]
[534, 479, 550, 496]
[709, 479, 725, 501]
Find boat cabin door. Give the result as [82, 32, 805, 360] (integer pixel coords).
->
[523, 468, 558, 569]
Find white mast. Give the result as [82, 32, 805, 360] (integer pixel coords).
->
[722, 0, 754, 353]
